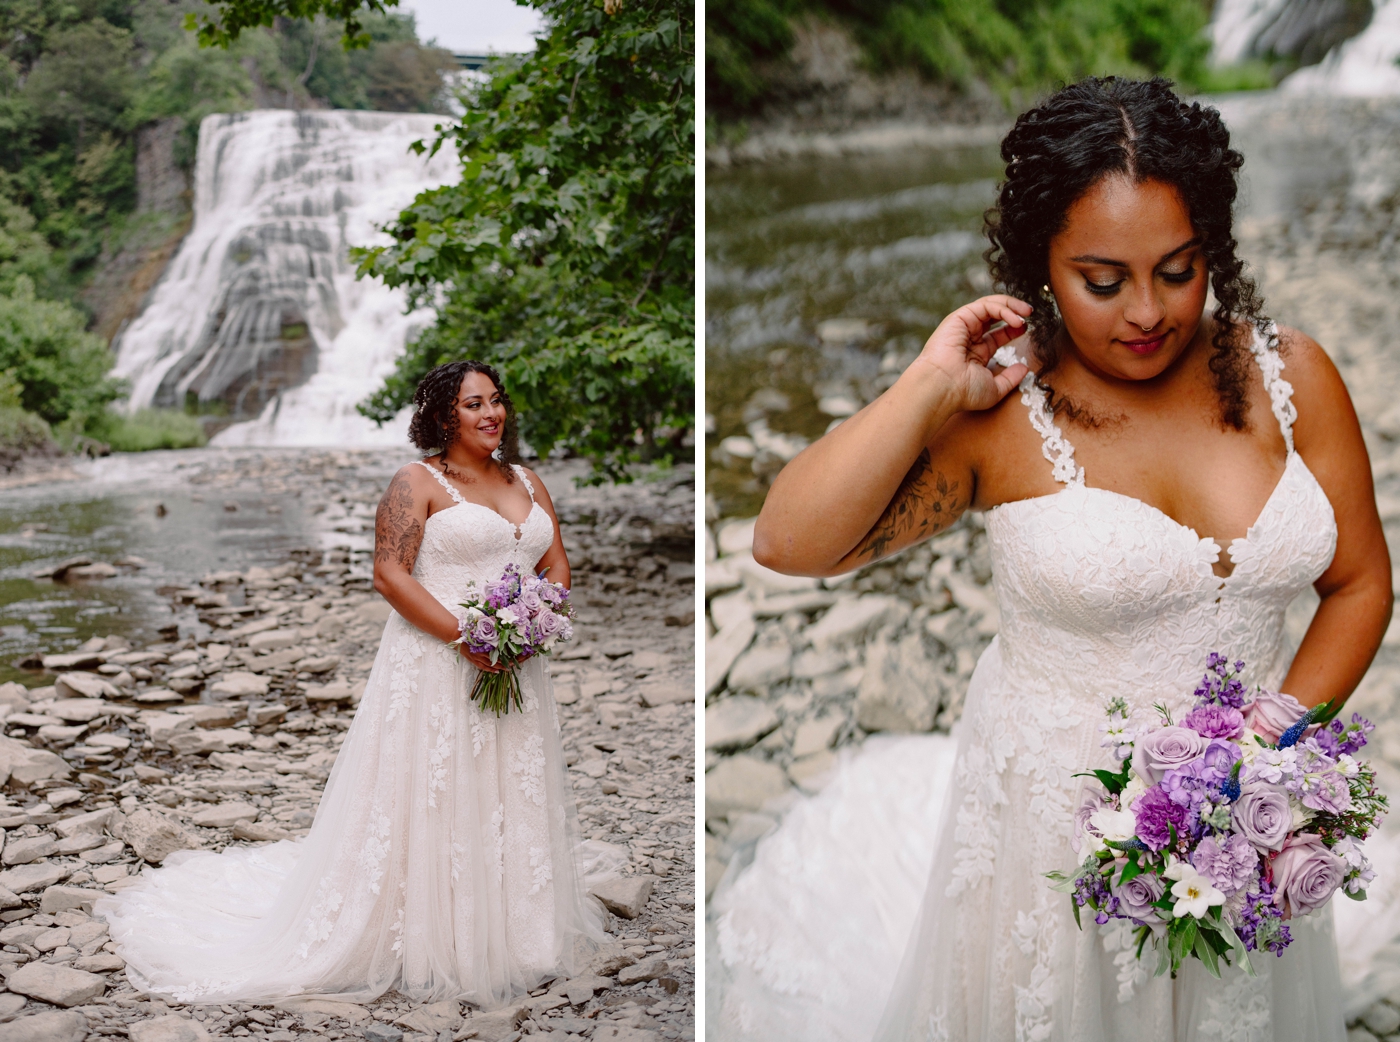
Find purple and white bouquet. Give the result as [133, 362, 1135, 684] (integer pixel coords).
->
[453, 563, 574, 715]
[1049, 652, 1387, 978]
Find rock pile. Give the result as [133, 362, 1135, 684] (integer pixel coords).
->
[702, 505, 994, 896]
[0, 451, 697, 1042]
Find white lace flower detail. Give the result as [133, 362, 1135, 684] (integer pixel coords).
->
[507, 733, 548, 806]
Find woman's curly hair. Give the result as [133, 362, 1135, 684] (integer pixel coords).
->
[407, 360, 521, 476]
[985, 76, 1268, 430]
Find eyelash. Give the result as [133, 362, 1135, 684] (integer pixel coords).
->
[1084, 267, 1196, 296]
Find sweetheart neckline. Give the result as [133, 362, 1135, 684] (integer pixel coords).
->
[989, 451, 1313, 580]
[425, 498, 547, 533]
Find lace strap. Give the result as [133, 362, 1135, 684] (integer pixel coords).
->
[512, 464, 536, 502]
[1018, 371, 1086, 487]
[1249, 322, 1297, 454]
[414, 459, 466, 505]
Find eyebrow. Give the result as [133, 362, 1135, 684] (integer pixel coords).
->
[1069, 236, 1202, 267]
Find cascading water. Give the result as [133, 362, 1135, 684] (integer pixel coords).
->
[1210, 0, 1400, 95]
[111, 109, 459, 446]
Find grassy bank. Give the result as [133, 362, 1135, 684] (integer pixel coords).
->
[707, 0, 1274, 121]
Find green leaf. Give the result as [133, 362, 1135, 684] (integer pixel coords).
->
[1118, 858, 1143, 887]
[1193, 927, 1222, 978]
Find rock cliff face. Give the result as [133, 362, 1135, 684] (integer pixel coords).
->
[80, 119, 194, 347]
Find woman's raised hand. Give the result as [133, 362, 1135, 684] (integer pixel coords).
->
[912, 295, 1033, 412]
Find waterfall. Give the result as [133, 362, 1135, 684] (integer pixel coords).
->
[1209, 0, 1400, 95]
[111, 109, 459, 446]
[1284, 0, 1400, 95]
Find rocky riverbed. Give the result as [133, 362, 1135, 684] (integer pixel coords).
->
[0, 450, 697, 1042]
[704, 94, 1400, 1037]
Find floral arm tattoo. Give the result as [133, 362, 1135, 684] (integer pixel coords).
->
[375, 471, 424, 571]
[854, 449, 965, 563]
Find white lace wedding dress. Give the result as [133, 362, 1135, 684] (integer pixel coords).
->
[98, 462, 615, 1007]
[712, 329, 1374, 1041]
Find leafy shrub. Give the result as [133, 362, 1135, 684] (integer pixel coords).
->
[0, 276, 121, 428]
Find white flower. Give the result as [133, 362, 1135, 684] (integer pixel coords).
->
[1287, 797, 1316, 831]
[1247, 747, 1297, 786]
[1238, 734, 1261, 764]
[1090, 807, 1139, 844]
[1164, 861, 1225, 919]
[1337, 754, 1361, 778]
[1121, 777, 1146, 811]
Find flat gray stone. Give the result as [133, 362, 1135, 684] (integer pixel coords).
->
[704, 695, 778, 750]
[0, 861, 70, 894]
[637, 680, 692, 707]
[393, 1000, 460, 1034]
[5, 961, 106, 1006]
[615, 954, 669, 986]
[0, 735, 71, 787]
[704, 754, 790, 818]
[2, 834, 57, 865]
[41, 884, 102, 913]
[127, 1016, 211, 1042]
[54, 673, 118, 700]
[592, 1025, 661, 1041]
[54, 807, 119, 838]
[589, 875, 655, 920]
[207, 671, 270, 699]
[2, 1010, 88, 1042]
[189, 802, 260, 828]
[726, 639, 792, 692]
[458, 1004, 525, 1042]
[47, 699, 122, 723]
[805, 594, 901, 648]
[248, 629, 299, 653]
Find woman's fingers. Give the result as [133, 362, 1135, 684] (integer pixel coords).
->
[990, 362, 1030, 398]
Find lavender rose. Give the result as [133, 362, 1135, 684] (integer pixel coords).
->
[1272, 833, 1347, 916]
[468, 614, 499, 650]
[1183, 704, 1245, 740]
[1191, 833, 1259, 894]
[517, 587, 545, 617]
[1244, 689, 1308, 744]
[1134, 785, 1189, 851]
[1111, 870, 1166, 923]
[1232, 784, 1292, 852]
[1132, 725, 1210, 786]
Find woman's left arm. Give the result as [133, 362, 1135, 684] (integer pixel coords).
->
[524, 468, 571, 589]
[1281, 328, 1393, 708]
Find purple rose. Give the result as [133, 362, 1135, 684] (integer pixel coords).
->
[518, 587, 545, 617]
[1192, 833, 1260, 894]
[468, 614, 499, 649]
[1071, 792, 1101, 855]
[1271, 833, 1346, 916]
[534, 609, 565, 644]
[1232, 784, 1292, 852]
[1111, 870, 1166, 923]
[1132, 726, 1210, 786]
[1183, 705, 1245, 740]
[1134, 785, 1189, 852]
[1200, 739, 1241, 777]
[1244, 689, 1308, 744]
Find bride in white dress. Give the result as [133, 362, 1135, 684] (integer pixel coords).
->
[97, 361, 613, 1007]
[714, 78, 1394, 1041]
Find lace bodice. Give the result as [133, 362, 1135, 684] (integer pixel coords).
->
[411, 461, 556, 610]
[985, 325, 1337, 710]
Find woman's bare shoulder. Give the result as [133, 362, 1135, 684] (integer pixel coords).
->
[1273, 325, 1360, 450]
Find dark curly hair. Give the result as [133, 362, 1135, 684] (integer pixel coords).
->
[407, 360, 521, 476]
[985, 76, 1268, 430]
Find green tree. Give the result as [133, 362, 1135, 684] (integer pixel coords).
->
[0, 276, 122, 427]
[354, 0, 695, 480]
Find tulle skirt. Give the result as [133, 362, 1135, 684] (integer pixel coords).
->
[98, 614, 616, 1007]
[712, 641, 1355, 1042]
